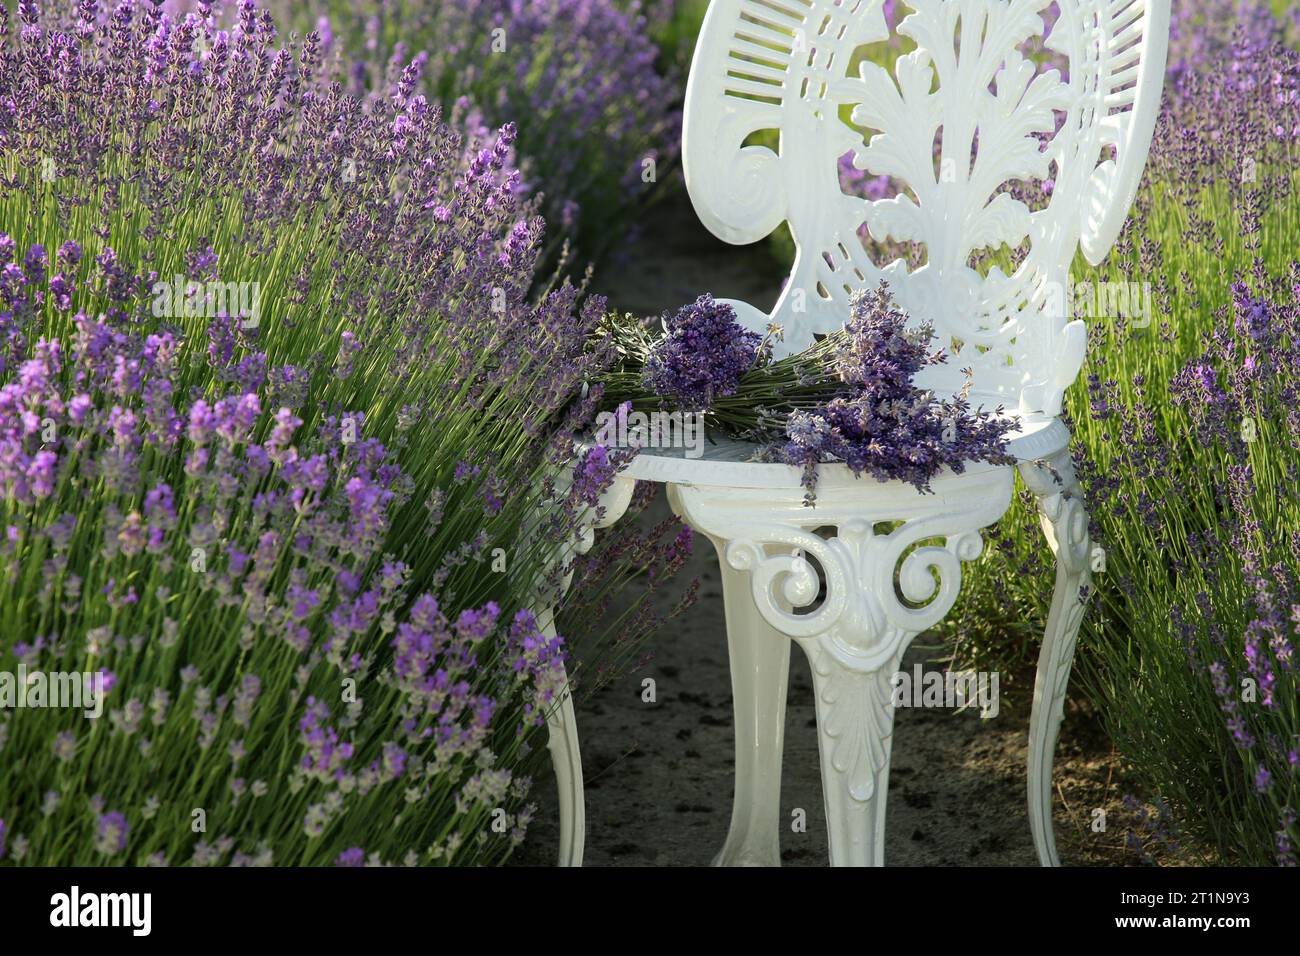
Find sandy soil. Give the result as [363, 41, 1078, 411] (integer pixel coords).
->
[513, 194, 1143, 867]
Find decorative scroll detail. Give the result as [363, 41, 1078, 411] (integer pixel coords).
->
[668, 473, 1013, 812]
[568, 473, 636, 569]
[846, 0, 1071, 269]
[723, 515, 986, 673]
[1020, 451, 1092, 576]
[803, 642, 902, 803]
[683, 0, 1170, 417]
[1034, 485, 1091, 703]
[1038, 487, 1091, 574]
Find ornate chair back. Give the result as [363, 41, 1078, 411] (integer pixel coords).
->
[683, 0, 1169, 418]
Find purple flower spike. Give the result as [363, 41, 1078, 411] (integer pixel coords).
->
[335, 847, 365, 867]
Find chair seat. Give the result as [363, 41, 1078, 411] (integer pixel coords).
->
[604, 413, 1069, 493]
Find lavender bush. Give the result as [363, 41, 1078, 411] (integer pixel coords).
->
[268, 0, 681, 271]
[0, 0, 689, 866]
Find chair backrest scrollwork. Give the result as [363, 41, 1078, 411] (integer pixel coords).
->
[683, 0, 1169, 417]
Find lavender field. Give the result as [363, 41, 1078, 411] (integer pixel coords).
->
[0, 0, 1296, 885]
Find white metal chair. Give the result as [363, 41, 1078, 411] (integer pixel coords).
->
[544, 0, 1168, 866]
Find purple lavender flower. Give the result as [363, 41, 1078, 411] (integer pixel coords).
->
[381, 742, 407, 780]
[95, 811, 129, 855]
[774, 284, 1016, 500]
[570, 444, 616, 508]
[298, 697, 354, 781]
[454, 602, 500, 645]
[56, 241, 82, 267]
[186, 241, 219, 282]
[334, 847, 365, 867]
[507, 608, 567, 716]
[643, 295, 762, 411]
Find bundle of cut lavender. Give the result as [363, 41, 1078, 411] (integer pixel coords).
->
[591, 283, 1018, 504]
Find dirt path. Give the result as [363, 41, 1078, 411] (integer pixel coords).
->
[514, 193, 1130, 867]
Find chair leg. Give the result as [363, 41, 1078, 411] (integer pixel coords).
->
[546, 674, 586, 867]
[1020, 455, 1094, 867]
[536, 474, 636, 866]
[801, 639, 902, 866]
[537, 608, 585, 867]
[668, 480, 1011, 867]
[710, 538, 791, 867]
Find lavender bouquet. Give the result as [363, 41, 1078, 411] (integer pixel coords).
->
[596, 286, 1018, 504]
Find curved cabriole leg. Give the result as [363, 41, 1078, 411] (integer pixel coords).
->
[546, 673, 586, 868]
[1019, 452, 1094, 867]
[800, 640, 902, 866]
[536, 475, 637, 867]
[709, 537, 792, 867]
[538, 609, 585, 867]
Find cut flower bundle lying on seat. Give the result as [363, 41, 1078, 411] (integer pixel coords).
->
[593, 283, 1019, 504]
